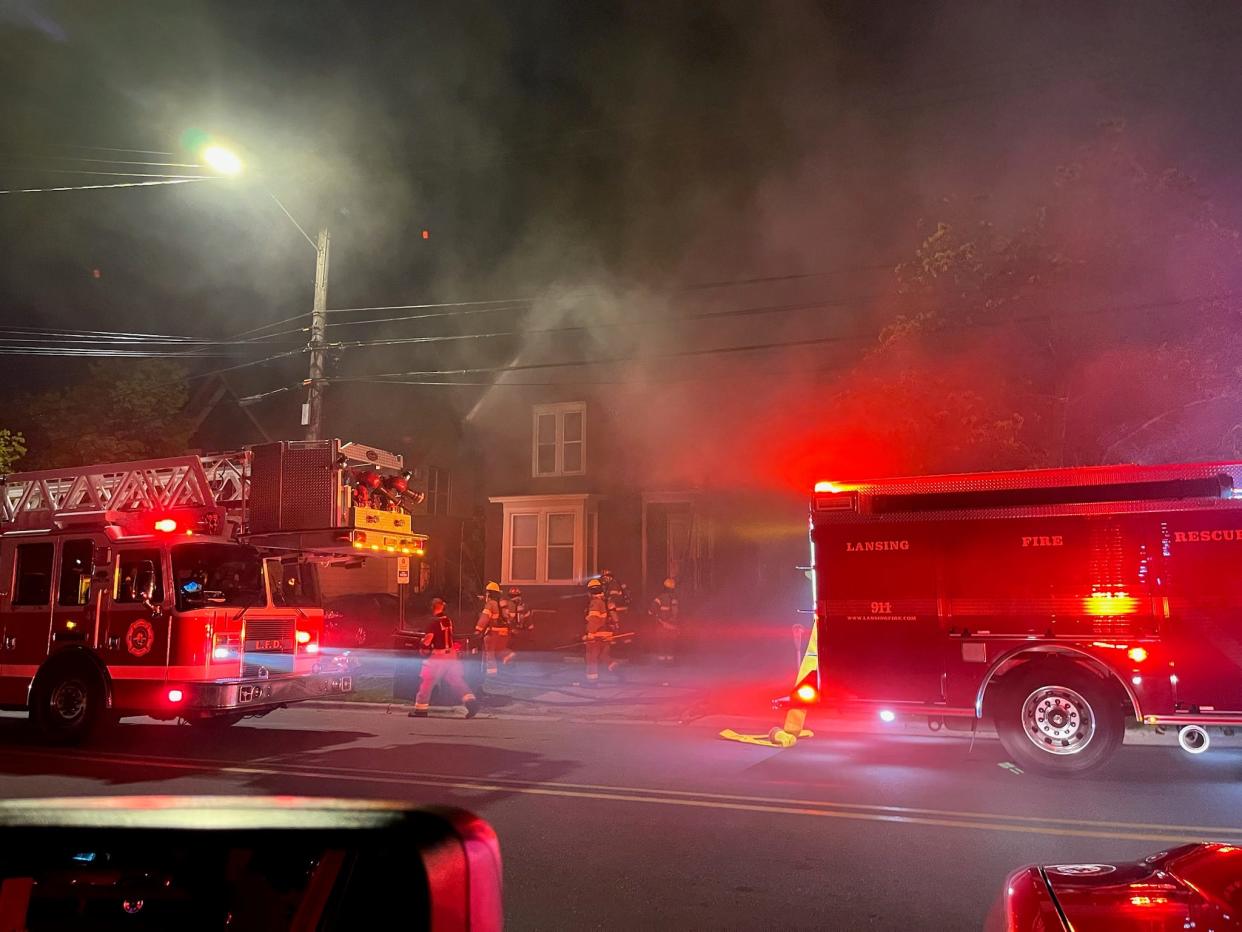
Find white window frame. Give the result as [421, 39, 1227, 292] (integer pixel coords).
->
[532, 402, 586, 477]
[490, 494, 599, 585]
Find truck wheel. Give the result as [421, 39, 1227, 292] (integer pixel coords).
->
[994, 663, 1125, 776]
[31, 661, 106, 745]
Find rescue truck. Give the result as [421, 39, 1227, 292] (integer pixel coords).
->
[0, 439, 427, 742]
[798, 462, 1242, 774]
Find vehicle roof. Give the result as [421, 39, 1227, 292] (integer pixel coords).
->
[812, 462, 1242, 523]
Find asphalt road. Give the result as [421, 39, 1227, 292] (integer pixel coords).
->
[1, 701, 1240, 930]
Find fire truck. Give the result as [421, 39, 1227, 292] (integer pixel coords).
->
[0, 439, 427, 742]
[798, 462, 1242, 775]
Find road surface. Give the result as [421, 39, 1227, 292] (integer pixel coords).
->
[1, 702, 1239, 930]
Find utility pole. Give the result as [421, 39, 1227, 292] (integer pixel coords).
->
[304, 227, 331, 441]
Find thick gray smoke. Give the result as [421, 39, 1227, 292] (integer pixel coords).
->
[2, 1, 1242, 492]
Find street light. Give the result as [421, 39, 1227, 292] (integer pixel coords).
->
[201, 145, 243, 176]
[189, 134, 330, 439]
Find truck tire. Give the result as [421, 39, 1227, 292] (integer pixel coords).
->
[30, 660, 107, 745]
[993, 662, 1125, 776]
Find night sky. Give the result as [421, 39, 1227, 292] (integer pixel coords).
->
[3, 1, 1242, 479]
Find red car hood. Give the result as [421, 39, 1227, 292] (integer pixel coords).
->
[998, 843, 1242, 931]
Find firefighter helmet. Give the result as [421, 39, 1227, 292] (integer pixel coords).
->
[663, 577, 676, 590]
[508, 586, 522, 597]
[600, 569, 614, 578]
[385, 474, 409, 493]
[485, 581, 501, 593]
[587, 578, 603, 590]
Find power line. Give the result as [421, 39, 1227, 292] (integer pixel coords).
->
[0, 168, 208, 180]
[333, 290, 1242, 384]
[47, 144, 177, 157]
[0, 177, 215, 196]
[329, 295, 875, 352]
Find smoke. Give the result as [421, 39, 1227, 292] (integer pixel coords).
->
[4, 1, 1242, 492]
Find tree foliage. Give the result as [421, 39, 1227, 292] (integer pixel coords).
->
[0, 428, 27, 474]
[15, 360, 195, 470]
[861, 120, 1242, 469]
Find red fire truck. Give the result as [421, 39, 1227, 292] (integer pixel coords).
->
[0, 439, 426, 742]
[801, 462, 1242, 774]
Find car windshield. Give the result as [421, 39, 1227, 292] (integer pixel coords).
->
[267, 558, 321, 608]
[171, 543, 266, 612]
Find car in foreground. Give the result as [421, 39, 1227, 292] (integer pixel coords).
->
[991, 842, 1242, 930]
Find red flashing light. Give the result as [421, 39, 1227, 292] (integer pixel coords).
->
[1127, 646, 1148, 663]
[154, 518, 178, 533]
[295, 630, 312, 644]
[421, 229, 430, 240]
[166, 688, 184, 703]
[795, 682, 818, 703]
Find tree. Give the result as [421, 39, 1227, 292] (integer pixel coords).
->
[0, 428, 27, 474]
[15, 360, 196, 469]
[863, 120, 1242, 469]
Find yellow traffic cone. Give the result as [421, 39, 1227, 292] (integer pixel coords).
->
[720, 621, 818, 748]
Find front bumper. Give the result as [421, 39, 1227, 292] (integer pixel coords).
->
[181, 671, 353, 712]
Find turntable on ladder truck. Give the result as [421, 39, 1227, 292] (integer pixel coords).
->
[762, 462, 1242, 775]
[0, 439, 426, 742]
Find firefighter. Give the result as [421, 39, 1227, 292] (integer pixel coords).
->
[583, 577, 617, 684]
[649, 577, 680, 662]
[506, 586, 533, 663]
[599, 569, 631, 623]
[476, 581, 512, 676]
[409, 598, 479, 718]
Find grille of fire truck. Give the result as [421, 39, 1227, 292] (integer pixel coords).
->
[242, 619, 295, 677]
[870, 476, 1231, 515]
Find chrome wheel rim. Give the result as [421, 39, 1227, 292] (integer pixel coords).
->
[1021, 685, 1095, 755]
[49, 679, 88, 725]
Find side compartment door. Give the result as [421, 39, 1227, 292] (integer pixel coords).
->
[0, 539, 56, 706]
[100, 546, 172, 690]
[1160, 512, 1242, 712]
[817, 522, 945, 704]
[49, 537, 107, 655]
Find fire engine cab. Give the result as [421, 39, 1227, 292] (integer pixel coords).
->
[801, 462, 1242, 775]
[0, 439, 426, 742]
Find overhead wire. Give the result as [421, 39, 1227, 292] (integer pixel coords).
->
[0, 177, 216, 196]
[327, 290, 1242, 386]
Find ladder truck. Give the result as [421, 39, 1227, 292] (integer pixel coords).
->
[0, 439, 427, 742]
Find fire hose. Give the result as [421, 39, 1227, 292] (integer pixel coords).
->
[552, 632, 637, 651]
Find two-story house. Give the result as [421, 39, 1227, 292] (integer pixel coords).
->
[473, 384, 807, 650]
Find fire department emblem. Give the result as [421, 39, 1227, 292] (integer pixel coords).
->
[125, 620, 154, 657]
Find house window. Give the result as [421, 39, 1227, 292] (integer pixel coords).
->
[426, 467, 451, 516]
[533, 402, 586, 477]
[509, 513, 538, 581]
[492, 494, 597, 584]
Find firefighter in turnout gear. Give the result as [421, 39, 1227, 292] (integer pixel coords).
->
[583, 577, 619, 683]
[650, 577, 680, 662]
[599, 569, 631, 625]
[410, 598, 479, 718]
[506, 586, 533, 662]
[476, 581, 512, 676]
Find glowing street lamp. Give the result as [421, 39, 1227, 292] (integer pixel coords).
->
[202, 144, 243, 176]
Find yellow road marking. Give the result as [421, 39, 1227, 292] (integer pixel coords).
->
[8, 747, 1240, 844]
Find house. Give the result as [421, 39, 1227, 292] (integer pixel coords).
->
[473, 385, 810, 650]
